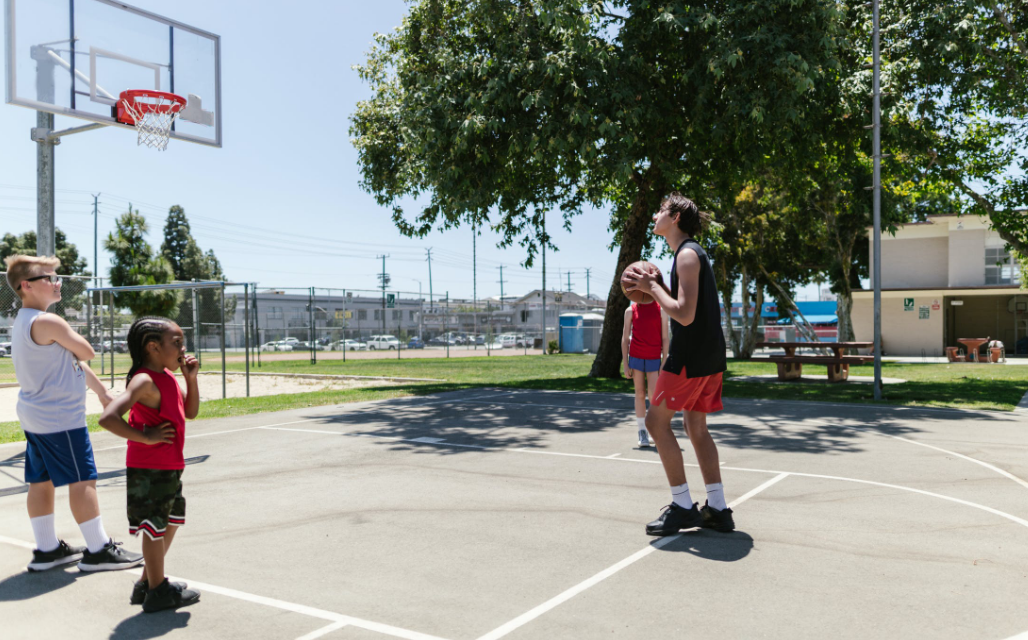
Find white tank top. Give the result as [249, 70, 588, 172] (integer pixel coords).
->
[12, 308, 87, 434]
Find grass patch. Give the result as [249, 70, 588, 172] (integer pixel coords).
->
[2, 354, 1024, 446]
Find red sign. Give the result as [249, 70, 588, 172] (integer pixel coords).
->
[931, 299, 941, 311]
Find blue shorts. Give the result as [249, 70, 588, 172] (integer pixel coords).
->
[628, 356, 662, 373]
[23, 428, 99, 487]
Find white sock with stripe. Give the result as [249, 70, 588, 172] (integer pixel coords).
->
[30, 514, 60, 552]
[671, 483, 693, 509]
[705, 483, 728, 510]
[79, 516, 110, 554]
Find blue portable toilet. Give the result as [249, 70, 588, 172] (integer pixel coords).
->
[559, 314, 584, 353]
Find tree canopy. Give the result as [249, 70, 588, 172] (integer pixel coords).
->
[352, 0, 847, 375]
[104, 209, 179, 318]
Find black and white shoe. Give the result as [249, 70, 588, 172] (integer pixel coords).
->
[27, 540, 85, 572]
[142, 578, 200, 613]
[700, 501, 736, 532]
[645, 502, 704, 536]
[78, 540, 144, 572]
[637, 430, 652, 447]
[131, 577, 189, 605]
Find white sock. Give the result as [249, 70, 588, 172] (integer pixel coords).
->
[636, 417, 648, 435]
[705, 482, 728, 511]
[30, 514, 60, 552]
[78, 516, 110, 554]
[671, 483, 693, 509]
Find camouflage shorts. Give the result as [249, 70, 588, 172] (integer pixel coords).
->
[127, 468, 185, 540]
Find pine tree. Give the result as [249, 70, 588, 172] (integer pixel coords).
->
[104, 209, 179, 317]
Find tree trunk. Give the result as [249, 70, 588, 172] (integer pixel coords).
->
[590, 175, 661, 378]
[740, 284, 763, 359]
[722, 282, 739, 357]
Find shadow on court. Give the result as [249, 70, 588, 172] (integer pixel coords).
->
[0, 565, 80, 601]
[657, 530, 755, 563]
[110, 610, 191, 639]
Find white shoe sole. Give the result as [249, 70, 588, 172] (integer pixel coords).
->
[27, 552, 83, 572]
[78, 557, 144, 572]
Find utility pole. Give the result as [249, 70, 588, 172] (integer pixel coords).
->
[473, 226, 477, 349]
[585, 268, 591, 299]
[872, 0, 883, 400]
[541, 214, 547, 354]
[377, 254, 390, 335]
[567, 270, 571, 293]
[426, 248, 434, 310]
[497, 265, 507, 304]
[92, 194, 100, 280]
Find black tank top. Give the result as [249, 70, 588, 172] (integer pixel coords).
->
[663, 238, 727, 378]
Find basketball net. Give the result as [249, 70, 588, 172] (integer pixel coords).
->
[119, 92, 185, 151]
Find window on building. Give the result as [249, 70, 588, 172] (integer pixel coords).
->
[373, 310, 381, 320]
[409, 311, 417, 321]
[358, 309, 367, 321]
[268, 306, 283, 319]
[392, 310, 401, 320]
[520, 310, 529, 322]
[292, 307, 306, 320]
[985, 247, 1020, 285]
[314, 308, 327, 320]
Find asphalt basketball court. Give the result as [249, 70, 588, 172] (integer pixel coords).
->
[1, 388, 1026, 640]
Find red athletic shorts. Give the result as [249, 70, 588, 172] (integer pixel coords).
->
[652, 370, 723, 413]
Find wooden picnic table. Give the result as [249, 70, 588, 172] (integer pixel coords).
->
[756, 341, 875, 383]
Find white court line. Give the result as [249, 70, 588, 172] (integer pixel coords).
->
[807, 421, 1028, 492]
[90, 419, 326, 453]
[606, 453, 622, 459]
[0, 539, 448, 640]
[296, 621, 349, 640]
[260, 426, 1028, 532]
[475, 473, 790, 640]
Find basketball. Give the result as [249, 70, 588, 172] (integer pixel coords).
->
[620, 261, 661, 304]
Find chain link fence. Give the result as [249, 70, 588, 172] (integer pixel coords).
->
[3, 273, 601, 389]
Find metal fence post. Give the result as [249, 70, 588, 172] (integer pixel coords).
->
[109, 290, 115, 388]
[243, 283, 250, 398]
[220, 282, 226, 400]
[446, 293, 450, 358]
[191, 281, 201, 367]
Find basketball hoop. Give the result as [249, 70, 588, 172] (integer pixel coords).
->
[116, 90, 187, 151]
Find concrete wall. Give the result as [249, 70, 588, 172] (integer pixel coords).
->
[948, 229, 986, 287]
[873, 237, 949, 288]
[852, 294, 945, 357]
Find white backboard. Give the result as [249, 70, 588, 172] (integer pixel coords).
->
[5, 0, 221, 146]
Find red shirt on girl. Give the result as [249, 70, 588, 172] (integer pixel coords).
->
[126, 368, 186, 470]
[629, 301, 663, 360]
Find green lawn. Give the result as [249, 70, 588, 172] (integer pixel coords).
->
[2, 354, 1025, 445]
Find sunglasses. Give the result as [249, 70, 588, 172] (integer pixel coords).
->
[17, 274, 62, 290]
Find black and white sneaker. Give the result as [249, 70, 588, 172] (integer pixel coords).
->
[637, 430, 652, 447]
[78, 540, 144, 572]
[131, 577, 189, 605]
[27, 540, 85, 572]
[645, 502, 704, 536]
[700, 501, 736, 532]
[142, 578, 200, 613]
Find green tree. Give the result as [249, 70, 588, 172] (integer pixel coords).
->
[159, 206, 234, 349]
[104, 209, 180, 318]
[883, 0, 1028, 254]
[351, 0, 846, 377]
[1, 228, 92, 314]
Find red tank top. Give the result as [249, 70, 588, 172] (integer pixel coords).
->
[629, 301, 663, 359]
[126, 368, 186, 470]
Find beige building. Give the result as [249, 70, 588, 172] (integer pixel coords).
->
[852, 214, 1026, 357]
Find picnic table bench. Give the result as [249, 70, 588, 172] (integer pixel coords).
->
[756, 342, 875, 383]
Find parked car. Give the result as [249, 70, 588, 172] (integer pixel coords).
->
[0, 341, 10, 357]
[101, 340, 128, 353]
[367, 335, 400, 350]
[295, 341, 326, 351]
[407, 337, 425, 349]
[499, 334, 528, 348]
[260, 341, 293, 352]
[282, 337, 300, 345]
[333, 339, 367, 351]
[428, 335, 456, 346]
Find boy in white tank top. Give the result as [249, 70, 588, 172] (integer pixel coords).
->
[5, 255, 143, 573]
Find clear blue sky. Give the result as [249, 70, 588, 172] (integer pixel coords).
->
[0, 0, 821, 302]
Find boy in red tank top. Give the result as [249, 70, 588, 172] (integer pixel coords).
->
[99, 317, 202, 613]
[620, 300, 668, 447]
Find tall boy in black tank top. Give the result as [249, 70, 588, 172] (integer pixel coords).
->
[622, 193, 734, 535]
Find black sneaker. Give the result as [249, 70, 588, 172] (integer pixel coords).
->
[645, 502, 704, 536]
[78, 540, 144, 572]
[700, 501, 736, 532]
[143, 578, 200, 613]
[27, 540, 85, 572]
[131, 578, 189, 605]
